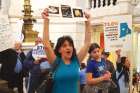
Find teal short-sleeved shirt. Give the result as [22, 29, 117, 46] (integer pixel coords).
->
[52, 57, 80, 93]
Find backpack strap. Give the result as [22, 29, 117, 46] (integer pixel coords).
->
[51, 57, 61, 73]
[117, 68, 124, 81]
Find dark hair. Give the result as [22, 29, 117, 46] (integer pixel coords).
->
[102, 49, 110, 57]
[88, 43, 100, 54]
[80, 63, 86, 69]
[87, 43, 100, 61]
[121, 56, 126, 64]
[54, 36, 76, 58]
[117, 56, 127, 72]
[117, 56, 129, 84]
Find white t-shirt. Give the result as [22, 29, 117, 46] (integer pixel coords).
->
[116, 71, 129, 93]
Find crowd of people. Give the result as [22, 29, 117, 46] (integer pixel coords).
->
[0, 8, 138, 93]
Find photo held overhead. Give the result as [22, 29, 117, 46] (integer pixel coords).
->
[48, 6, 59, 14]
[61, 5, 72, 18]
[73, 8, 83, 17]
[32, 43, 46, 60]
[44, 4, 87, 21]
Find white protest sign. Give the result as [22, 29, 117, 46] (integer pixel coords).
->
[32, 43, 46, 60]
[0, 15, 14, 51]
[103, 15, 132, 52]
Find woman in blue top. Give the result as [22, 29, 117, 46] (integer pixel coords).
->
[86, 43, 111, 93]
[41, 8, 92, 93]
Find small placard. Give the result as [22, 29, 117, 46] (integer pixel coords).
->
[32, 43, 46, 60]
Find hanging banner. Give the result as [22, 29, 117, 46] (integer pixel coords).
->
[103, 15, 132, 52]
[0, 15, 13, 51]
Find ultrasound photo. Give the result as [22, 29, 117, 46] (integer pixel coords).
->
[48, 6, 59, 14]
[73, 8, 83, 17]
[61, 5, 72, 18]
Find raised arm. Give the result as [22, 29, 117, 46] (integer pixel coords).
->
[77, 12, 92, 62]
[115, 49, 121, 63]
[42, 9, 56, 64]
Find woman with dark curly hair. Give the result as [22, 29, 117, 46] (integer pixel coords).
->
[42, 8, 92, 93]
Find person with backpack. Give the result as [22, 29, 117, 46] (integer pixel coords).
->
[101, 51, 115, 75]
[115, 49, 130, 93]
[101, 50, 116, 93]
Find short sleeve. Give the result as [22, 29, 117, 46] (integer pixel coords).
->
[72, 56, 80, 67]
[86, 61, 94, 73]
[50, 56, 61, 72]
[53, 56, 61, 65]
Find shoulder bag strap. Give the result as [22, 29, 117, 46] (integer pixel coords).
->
[117, 69, 124, 81]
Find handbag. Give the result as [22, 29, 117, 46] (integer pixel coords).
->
[83, 79, 116, 93]
[83, 83, 110, 93]
[36, 72, 54, 93]
[36, 61, 59, 93]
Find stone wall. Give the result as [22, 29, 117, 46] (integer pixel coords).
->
[0, 0, 15, 51]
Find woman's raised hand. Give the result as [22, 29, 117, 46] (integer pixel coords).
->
[84, 10, 92, 21]
[115, 49, 121, 57]
[41, 8, 49, 19]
